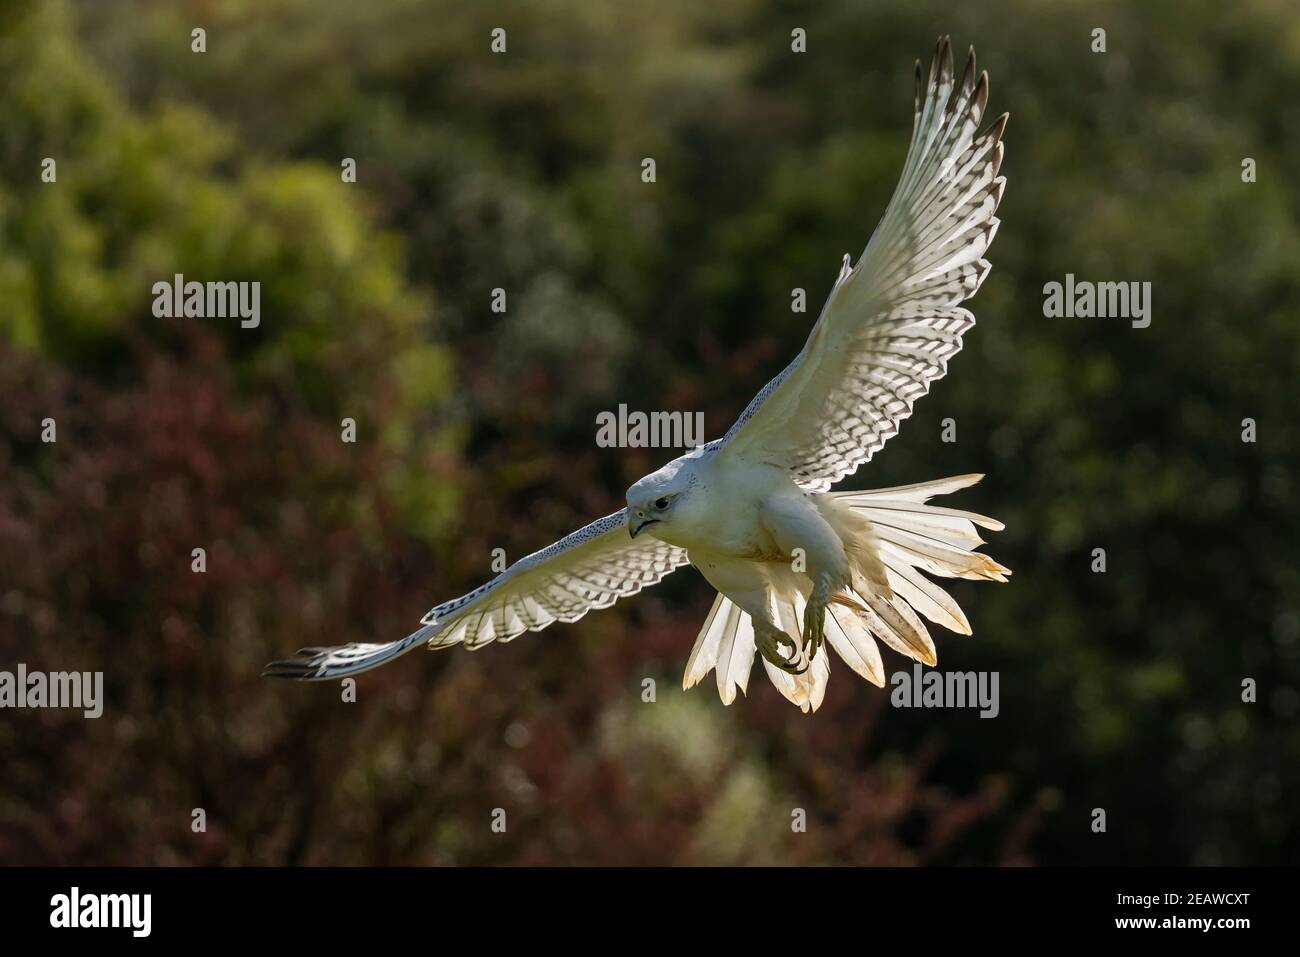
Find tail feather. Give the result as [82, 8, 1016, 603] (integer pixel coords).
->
[714, 600, 756, 705]
[683, 593, 757, 705]
[836, 472, 987, 503]
[825, 602, 886, 687]
[859, 590, 938, 666]
[683, 593, 729, 690]
[836, 472, 1008, 668]
[883, 560, 972, 634]
[871, 523, 1008, 579]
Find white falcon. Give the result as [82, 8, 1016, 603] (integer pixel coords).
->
[266, 37, 1011, 712]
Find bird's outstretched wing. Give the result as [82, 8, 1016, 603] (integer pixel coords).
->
[718, 37, 1007, 491]
[264, 509, 689, 680]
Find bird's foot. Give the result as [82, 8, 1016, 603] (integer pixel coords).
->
[756, 622, 807, 675]
[801, 591, 827, 662]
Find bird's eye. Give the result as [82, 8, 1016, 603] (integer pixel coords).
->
[654, 497, 671, 510]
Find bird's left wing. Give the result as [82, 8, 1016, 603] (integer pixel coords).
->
[718, 38, 1007, 491]
[264, 509, 689, 680]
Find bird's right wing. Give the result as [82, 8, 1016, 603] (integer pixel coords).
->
[264, 509, 690, 680]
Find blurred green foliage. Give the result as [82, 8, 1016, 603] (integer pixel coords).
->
[1, 0, 1297, 864]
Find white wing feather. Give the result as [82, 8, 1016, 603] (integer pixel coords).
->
[719, 38, 1007, 491]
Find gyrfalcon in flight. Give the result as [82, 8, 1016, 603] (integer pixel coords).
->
[266, 37, 1011, 712]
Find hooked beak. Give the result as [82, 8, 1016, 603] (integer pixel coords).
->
[629, 515, 659, 539]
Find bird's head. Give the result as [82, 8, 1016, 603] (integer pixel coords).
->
[625, 457, 700, 540]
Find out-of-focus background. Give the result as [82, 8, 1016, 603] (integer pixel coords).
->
[1, 0, 1297, 865]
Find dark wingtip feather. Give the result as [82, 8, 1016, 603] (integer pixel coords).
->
[263, 648, 329, 680]
[263, 662, 307, 679]
[973, 69, 990, 117]
[927, 37, 943, 89]
[984, 111, 1010, 144]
